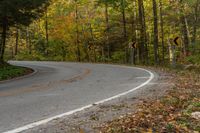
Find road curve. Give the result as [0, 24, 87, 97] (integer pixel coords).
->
[0, 61, 155, 133]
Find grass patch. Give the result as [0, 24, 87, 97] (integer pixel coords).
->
[0, 64, 33, 81]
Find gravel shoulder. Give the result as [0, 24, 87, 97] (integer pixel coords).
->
[24, 68, 174, 133]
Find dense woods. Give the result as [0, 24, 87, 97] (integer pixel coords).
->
[0, 1, 200, 132]
[0, 0, 199, 66]
[0, 0, 50, 64]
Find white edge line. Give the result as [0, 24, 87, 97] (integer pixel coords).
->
[3, 66, 154, 133]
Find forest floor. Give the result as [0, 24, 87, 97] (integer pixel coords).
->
[99, 67, 200, 133]
[23, 66, 200, 133]
[0, 64, 33, 81]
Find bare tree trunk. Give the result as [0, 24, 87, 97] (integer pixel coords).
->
[45, 7, 49, 55]
[81, 25, 90, 62]
[121, 0, 128, 63]
[15, 27, 19, 56]
[25, 27, 32, 55]
[75, 2, 81, 62]
[29, 31, 32, 54]
[0, 31, 2, 61]
[61, 46, 66, 61]
[159, 0, 165, 63]
[105, 2, 111, 60]
[180, 15, 190, 55]
[179, 1, 190, 56]
[192, 1, 199, 45]
[121, 0, 127, 39]
[130, 0, 137, 65]
[26, 27, 30, 53]
[152, 0, 159, 65]
[89, 23, 96, 62]
[141, 1, 148, 64]
[0, 16, 8, 63]
[138, 0, 145, 64]
[101, 46, 105, 62]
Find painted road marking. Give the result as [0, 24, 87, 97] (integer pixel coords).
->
[0, 69, 91, 97]
[3, 66, 154, 133]
[136, 77, 150, 79]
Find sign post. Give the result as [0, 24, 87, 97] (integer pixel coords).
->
[169, 44, 176, 67]
[169, 37, 181, 67]
[129, 41, 136, 65]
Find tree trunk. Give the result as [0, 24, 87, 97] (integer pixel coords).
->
[192, 1, 199, 45]
[81, 25, 90, 62]
[180, 15, 190, 55]
[0, 17, 8, 63]
[26, 27, 31, 54]
[45, 7, 49, 55]
[61, 46, 66, 61]
[152, 0, 159, 65]
[15, 27, 19, 56]
[121, 0, 127, 39]
[131, 0, 137, 65]
[89, 23, 96, 62]
[141, 2, 148, 64]
[179, 1, 190, 56]
[121, 0, 128, 63]
[105, 2, 111, 60]
[101, 46, 105, 62]
[159, 0, 165, 63]
[0, 28, 3, 62]
[75, 2, 81, 62]
[29, 31, 32, 54]
[138, 0, 145, 64]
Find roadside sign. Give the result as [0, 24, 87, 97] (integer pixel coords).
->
[88, 45, 92, 50]
[174, 37, 181, 47]
[129, 42, 137, 49]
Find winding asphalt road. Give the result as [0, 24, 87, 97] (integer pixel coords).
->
[0, 61, 155, 133]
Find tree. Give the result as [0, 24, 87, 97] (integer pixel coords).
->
[159, 0, 165, 63]
[75, 0, 81, 62]
[179, 0, 190, 56]
[138, 0, 146, 64]
[15, 27, 19, 56]
[121, 0, 127, 39]
[191, 0, 200, 45]
[130, 0, 137, 65]
[97, 0, 115, 60]
[152, 0, 159, 64]
[4, 0, 199, 65]
[0, 0, 50, 64]
[45, 7, 49, 55]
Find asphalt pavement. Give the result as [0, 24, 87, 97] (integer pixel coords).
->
[0, 61, 155, 132]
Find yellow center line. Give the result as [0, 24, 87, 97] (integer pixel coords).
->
[0, 68, 91, 97]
